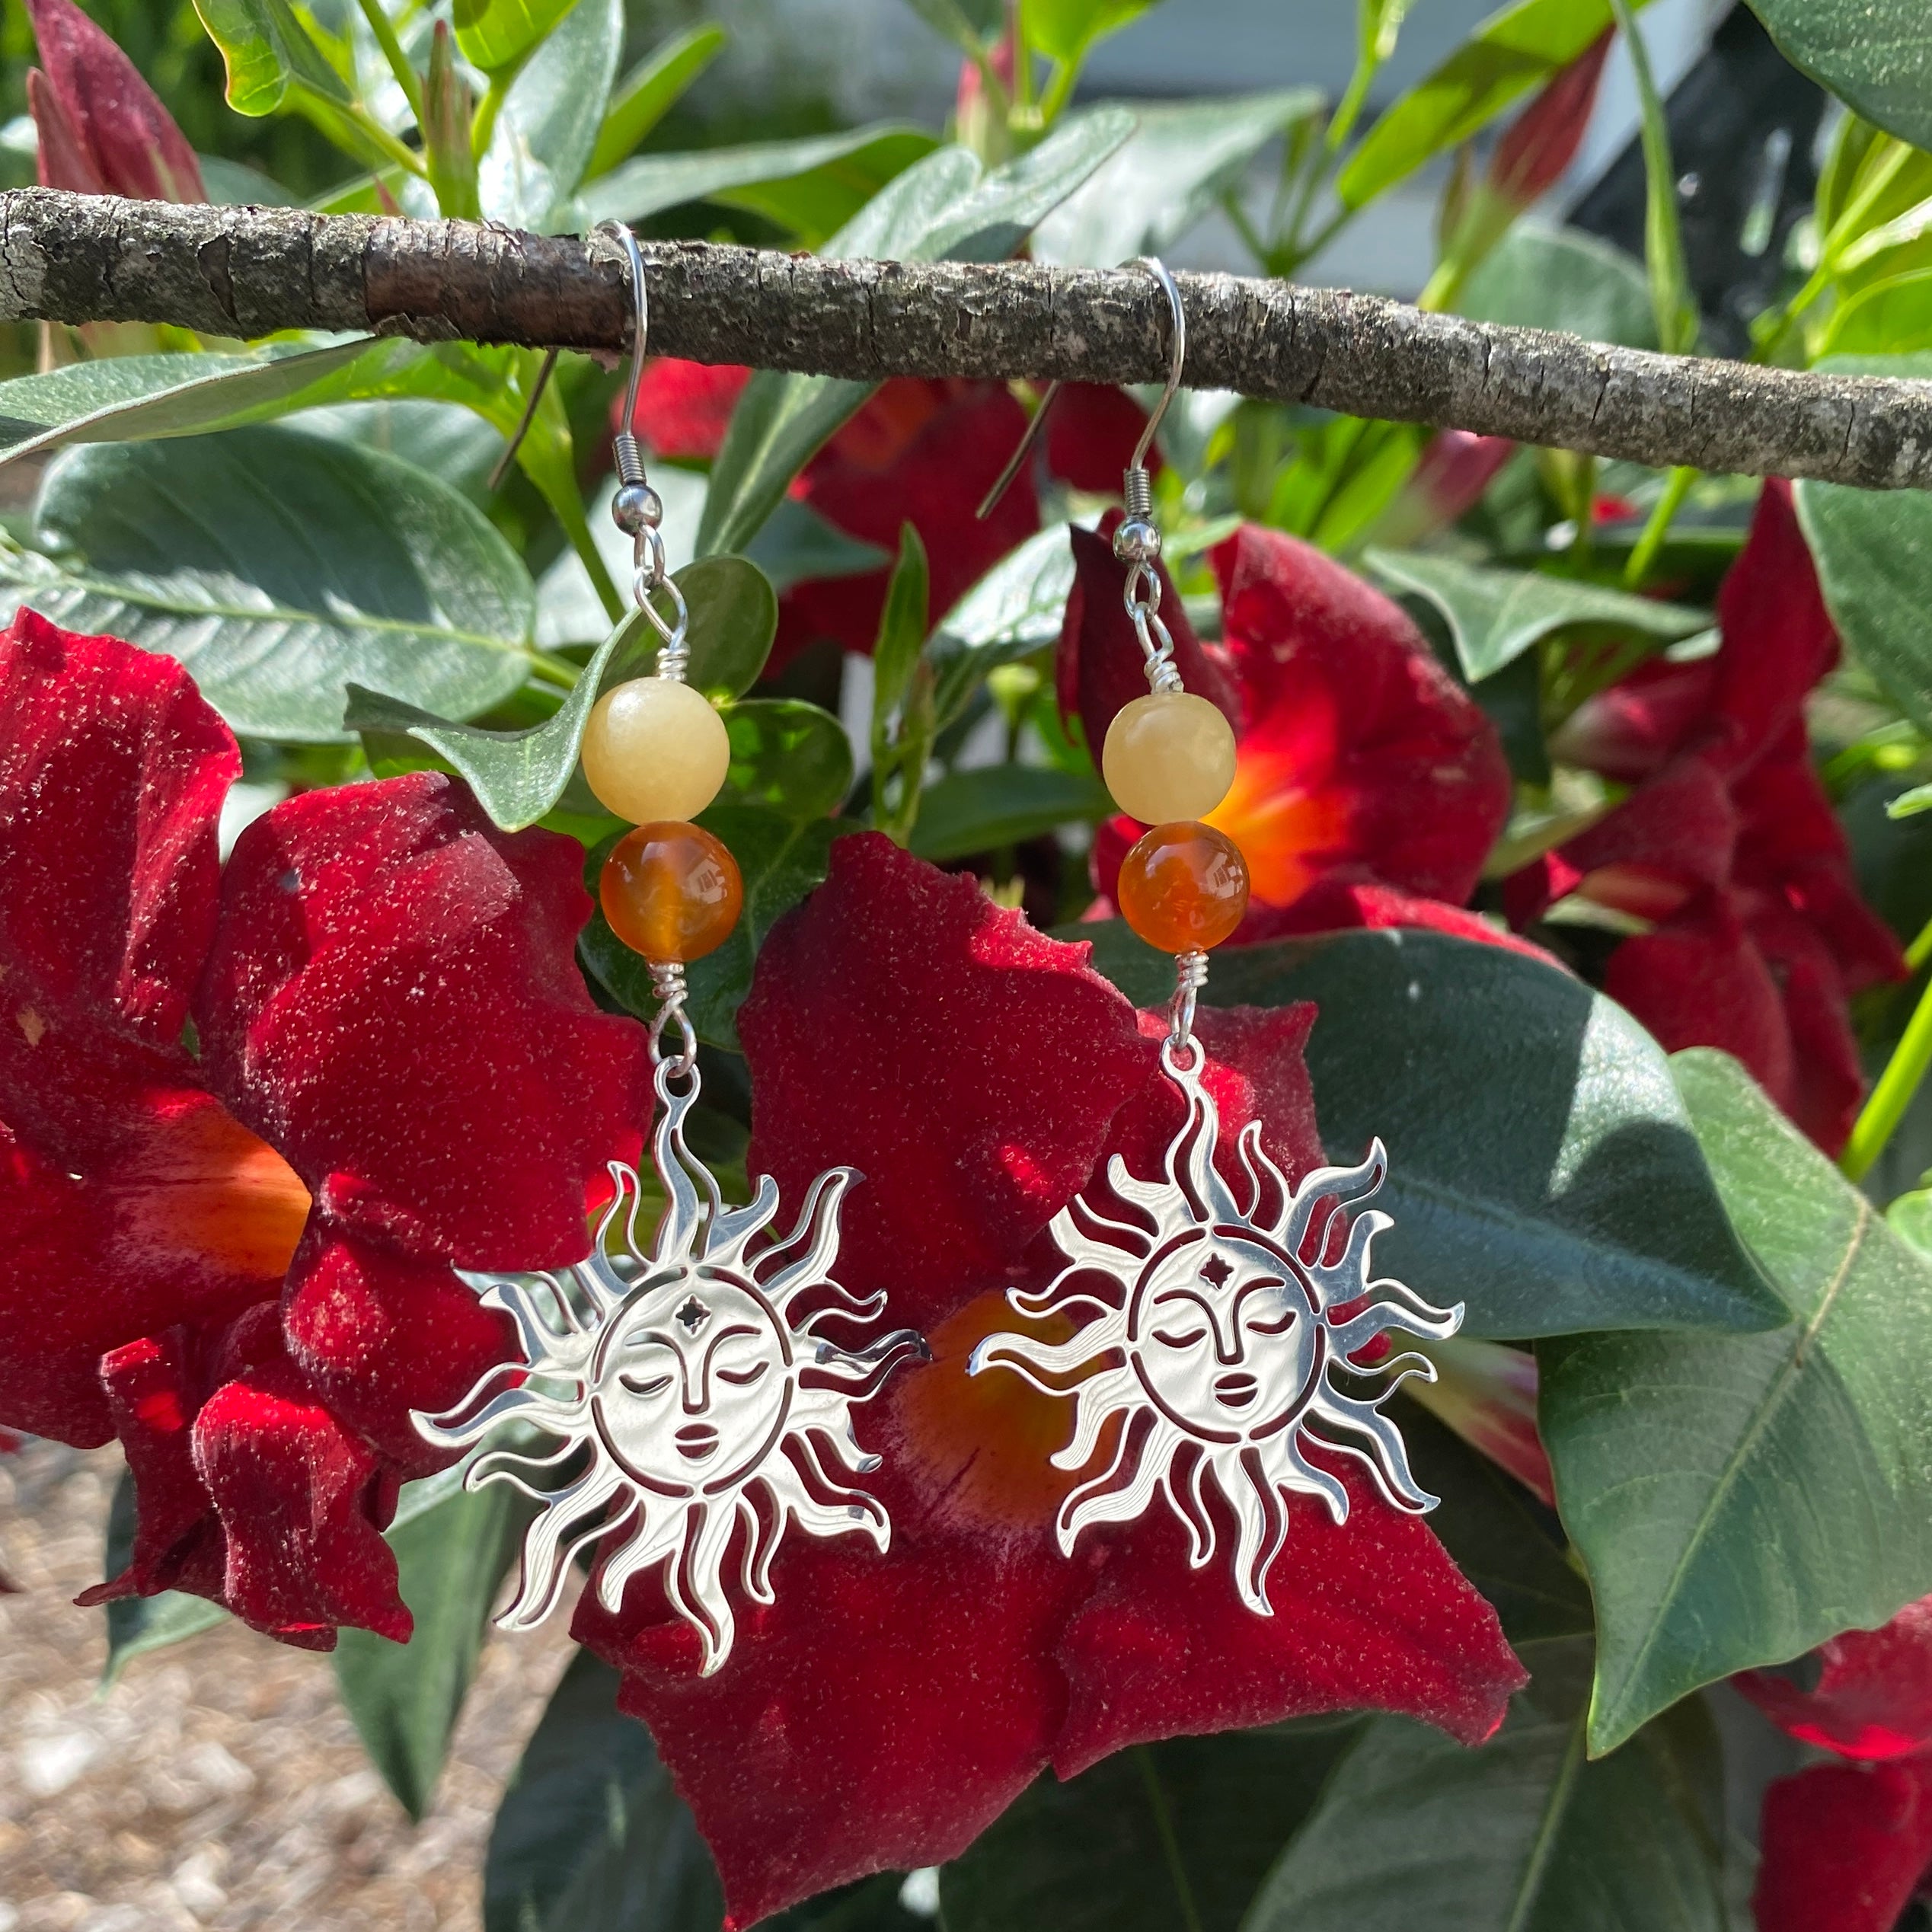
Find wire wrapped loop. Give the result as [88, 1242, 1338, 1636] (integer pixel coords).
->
[647, 960, 699, 1078]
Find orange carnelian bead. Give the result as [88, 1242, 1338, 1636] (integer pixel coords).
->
[600, 822, 743, 963]
[1117, 820, 1250, 954]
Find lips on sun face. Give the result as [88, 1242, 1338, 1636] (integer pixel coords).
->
[592, 1278, 794, 1494]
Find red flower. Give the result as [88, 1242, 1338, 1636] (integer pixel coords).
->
[628, 362, 1153, 675]
[1074, 519, 1520, 953]
[0, 612, 646, 1646]
[1739, 1598, 1932, 1931]
[1508, 482, 1905, 1151]
[573, 834, 1525, 1927]
[24, 0, 205, 203]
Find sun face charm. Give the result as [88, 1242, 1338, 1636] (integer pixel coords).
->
[969, 1039, 1462, 1614]
[415, 1062, 922, 1675]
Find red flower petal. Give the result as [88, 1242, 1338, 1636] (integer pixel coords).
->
[774, 380, 1041, 671]
[1487, 31, 1611, 208]
[27, 67, 104, 196]
[1551, 657, 1720, 784]
[628, 357, 751, 461]
[281, 1226, 514, 1477]
[1738, 1597, 1932, 1761]
[1045, 385, 1157, 495]
[1252, 875, 1562, 965]
[739, 833, 1157, 1324]
[24, 0, 205, 203]
[1752, 1756, 1932, 1932]
[1210, 525, 1511, 909]
[1058, 519, 1242, 766]
[196, 771, 647, 1270]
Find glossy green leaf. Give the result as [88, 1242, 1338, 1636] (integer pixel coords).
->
[746, 498, 891, 595]
[1034, 89, 1320, 267]
[580, 808, 849, 1050]
[873, 526, 931, 725]
[1798, 424, 1932, 731]
[583, 125, 937, 235]
[483, 1648, 723, 1932]
[4, 426, 537, 743]
[346, 557, 771, 829]
[930, 522, 1077, 727]
[478, 0, 623, 232]
[1888, 781, 1932, 820]
[99, 1474, 226, 1686]
[1076, 925, 1784, 1339]
[1366, 548, 1707, 682]
[698, 110, 1134, 558]
[1338, 0, 1653, 209]
[335, 1480, 528, 1822]
[1244, 1640, 1726, 1932]
[911, 764, 1112, 861]
[945, 1723, 1363, 1932]
[454, 0, 578, 74]
[1458, 226, 1658, 349]
[584, 25, 728, 180]
[1022, 0, 1153, 65]
[1889, 1186, 1932, 1257]
[1745, 0, 1932, 155]
[1822, 269, 1932, 356]
[1543, 1049, 1932, 1755]
[723, 698, 854, 819]
[192, 0, 351, 114]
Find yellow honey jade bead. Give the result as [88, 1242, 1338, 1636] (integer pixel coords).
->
[1100, 691, 1237, 825]
[580, 676, 731, 825]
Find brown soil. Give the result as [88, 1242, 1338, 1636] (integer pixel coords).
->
[0, 1441, 573, 1932]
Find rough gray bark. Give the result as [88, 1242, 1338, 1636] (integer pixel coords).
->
[3, 187, 1930, 489]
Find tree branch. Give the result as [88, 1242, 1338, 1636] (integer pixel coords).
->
[4, 187, 1929, 489]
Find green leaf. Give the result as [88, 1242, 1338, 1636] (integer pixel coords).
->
[697, 110, 1134, 557]
[4, 426, 538, 744]
[1458, 225, 1659, 349]
[1744, 0, 1932, 156]
[580, 807, 848, 1050]
[1887, 781, 1932, 820]
[1034, 90, 1320, 267]
[1338, 0, 1652, 210]
[723, 698, 853, 819]
[945, 1723, 1363, 1932]
[1799, 455, 1932, 733]
[929, 522, 1077, 728]
[1243, 1639, 1726, 1932]
[1889, 1186, 1932, 1257]
[335, 1479, 529, 1822]
[1075, 924, 1784, 1339]
[1822, 268, 1932, 356]
[900, 0, 992, 60]
[483, 1647, 723, 1932]
[455, 0, 579, 75]
[1543, 1049, 1932, 1755]
[479, 0, 624, 232]
[1020, 0, 1153, 65]
[1365, 548, 1707, 682]
[1607, 0, 1700, 356]
[99, 1473, 226, 1686]
[873, 526, 931, 724]
[585, 25, 728, 180]
[583, 126, 938, 237]
[346, 557, 772, 829]
[746, 498, 892, 595]
[192, 0, 351, 114]
[911, 764, 1112, 861]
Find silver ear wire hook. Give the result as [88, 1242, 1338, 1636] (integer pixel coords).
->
[596, 220, 689, 673]
[976, 255, 1187, 520]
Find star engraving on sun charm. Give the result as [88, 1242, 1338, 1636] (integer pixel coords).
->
[968, 1038, 1463, 1615]
[414, 1063, 923, 1675]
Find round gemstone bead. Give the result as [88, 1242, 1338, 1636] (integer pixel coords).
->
[581, 676, 731, 825]
[1116, 820, 1250, 954]
[599, 822, 743, 963]
[1101, 691, 1238, 825]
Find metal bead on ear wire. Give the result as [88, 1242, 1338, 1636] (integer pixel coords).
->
[968, 258, 1462, 1616]
[412, 225, 925, 1675]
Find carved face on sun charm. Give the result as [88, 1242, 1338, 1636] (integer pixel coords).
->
[969, 1043, 1462, 1614]
[415, 1065, 922, 1675]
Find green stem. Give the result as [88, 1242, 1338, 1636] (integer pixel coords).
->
[471, 74, 509, 161]
[1280, 107, 1336, 260]
[1134, 1748, 1205, 1932]
[528, 644, 584, 688]
[1036, 56, 1080, 129]
[303, 90, 427, 180]
[1841, 915, 1932, 1182]
[1624, 465, 1697, 588]
[354, 0, 424, 123]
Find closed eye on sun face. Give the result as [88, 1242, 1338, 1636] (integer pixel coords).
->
[619, 1372, 674, 1397]
[716, 1362, 771, 1386]
[1151, 1325, 1209, 1347]
[1245, 1308, 1296, 1336]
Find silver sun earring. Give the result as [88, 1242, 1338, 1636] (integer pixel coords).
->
[970, 260, 1464, 1615]
[413, 226, 923, 1676]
